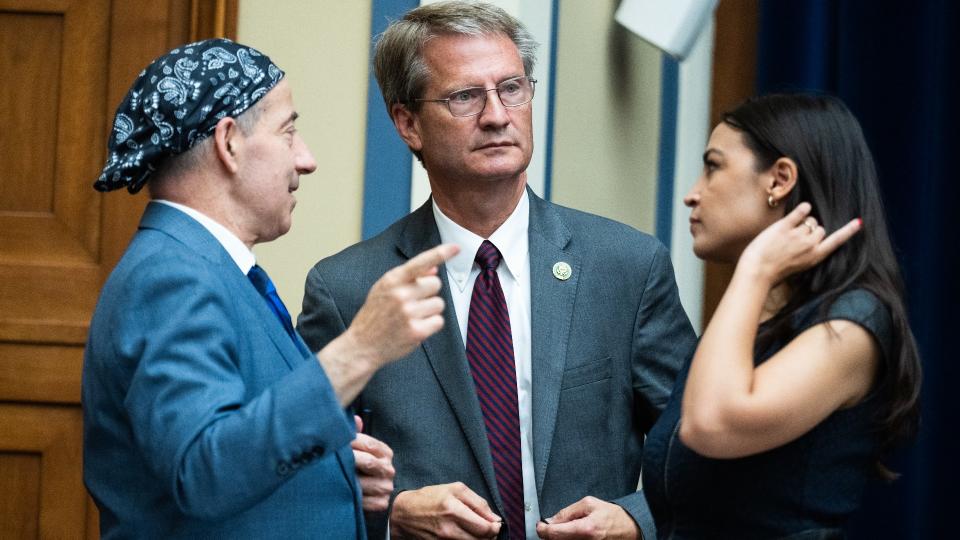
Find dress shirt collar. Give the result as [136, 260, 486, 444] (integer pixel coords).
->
[432, 189, 530, 292]
[154, 199, 256, 274]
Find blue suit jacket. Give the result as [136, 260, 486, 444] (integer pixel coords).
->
[298, 190, 697, 540]
[83, 202, 364, 539]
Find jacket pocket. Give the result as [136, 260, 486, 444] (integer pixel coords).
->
[560, 356, 612, 390]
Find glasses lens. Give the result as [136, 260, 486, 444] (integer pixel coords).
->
[442, 77, 536, 117]
[448, 87, 485, 116]
[498, 77, 534, 106]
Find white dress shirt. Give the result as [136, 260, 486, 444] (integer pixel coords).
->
[433, 190, 541, 538]
[154, 200, 256, 274]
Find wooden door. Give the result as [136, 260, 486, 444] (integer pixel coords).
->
[0, 1, 236, 537]
[703, 0, 758, 328]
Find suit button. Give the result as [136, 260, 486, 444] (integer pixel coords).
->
[277, 462, 290, 476]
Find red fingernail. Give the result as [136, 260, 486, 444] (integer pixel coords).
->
[857, 217, 863, 227]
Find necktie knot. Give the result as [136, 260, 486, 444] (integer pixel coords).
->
[247, 264, 310, 357]
[247, 264, 275, 297]
[475, 240, 502, 271]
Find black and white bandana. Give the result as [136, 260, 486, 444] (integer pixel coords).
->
[94, 38, 284, 194]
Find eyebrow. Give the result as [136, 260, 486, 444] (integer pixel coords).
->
[444, 74, 525, 94]
[282, 111, 299, 127]
[702, 148, 722, 161]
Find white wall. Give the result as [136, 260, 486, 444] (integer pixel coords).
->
[238, 1, 371, 316]
[668, 21, 715, 332]
[551, 0, 662, 234]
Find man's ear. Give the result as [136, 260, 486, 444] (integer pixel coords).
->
[390, 103, 423, 153]
[766, 156, 798, 204]
[212, 117, 242, 174]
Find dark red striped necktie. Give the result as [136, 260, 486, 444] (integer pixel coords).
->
[465, 240, 524, 540]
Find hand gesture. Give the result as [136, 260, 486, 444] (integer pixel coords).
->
[352, 415, 395, 512]
[738, 202, 861, 286]
[536, 497, 639, 539]
[346, 244, 459, 368]
[391, 482, 502, 539]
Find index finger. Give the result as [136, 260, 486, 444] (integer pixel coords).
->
[449, 496, 502, 538]
[392, 244, 460, 282]
[815, 217, 862, 259]
[352, 446, 393, 476]
[537, 517, 586, 540]
[546, 497, 592, 524]
[454, 484, 501, 523]
[781, 201, 813, 227]
[351, 432, 394, 459]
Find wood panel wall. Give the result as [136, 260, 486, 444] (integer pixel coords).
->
[0, 1, 236, 536]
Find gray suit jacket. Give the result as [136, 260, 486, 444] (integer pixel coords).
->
[298, 190, 696, 539]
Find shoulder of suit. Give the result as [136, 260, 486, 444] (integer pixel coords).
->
[122, 236, 228, 287]
[102, 236, 237, 326]
[545, 200, 664, 252]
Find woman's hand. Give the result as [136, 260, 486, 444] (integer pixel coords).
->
[738, 202, 862, 286]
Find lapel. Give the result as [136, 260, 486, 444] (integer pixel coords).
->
[396, 199, 504, 512]
[231, 269, 305, 371]
[143, 202, 359, 515]
[140, 202, 304, 371]
[526, 189, 579, 497]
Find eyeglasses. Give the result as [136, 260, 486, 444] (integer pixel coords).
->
[415, 76, 537, 117]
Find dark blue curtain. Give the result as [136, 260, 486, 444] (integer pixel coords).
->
[756, 1, 958, 537]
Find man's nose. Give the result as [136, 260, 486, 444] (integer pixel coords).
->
[477, 89, 511, 128]
[296, 137, 318, 174]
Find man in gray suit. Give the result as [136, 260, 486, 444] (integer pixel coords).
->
[298, 2, 696, 539]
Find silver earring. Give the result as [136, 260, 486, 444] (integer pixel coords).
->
[767, 195, 778, 208]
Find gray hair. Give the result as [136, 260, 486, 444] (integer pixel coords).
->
[148, 99, 265, 195]
[373, 1, 539, 113]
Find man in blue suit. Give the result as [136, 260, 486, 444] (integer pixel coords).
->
[297, 3, 697, 539]
[82, 39, 456, 539]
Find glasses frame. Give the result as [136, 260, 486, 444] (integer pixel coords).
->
[414, 76, 537, 117]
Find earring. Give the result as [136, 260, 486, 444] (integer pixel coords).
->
[767, 195, 779, 208]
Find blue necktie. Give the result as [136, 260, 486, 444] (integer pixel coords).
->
[247, 264, 310, 357]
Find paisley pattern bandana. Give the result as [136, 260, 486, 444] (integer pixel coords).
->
[94, 38, 284, 194]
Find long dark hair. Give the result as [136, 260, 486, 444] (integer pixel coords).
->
[723, 94, 921, 478]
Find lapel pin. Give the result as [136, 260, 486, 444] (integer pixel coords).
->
[552, 261, 572, 281]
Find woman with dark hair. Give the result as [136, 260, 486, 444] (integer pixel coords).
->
[641, 94, 921, 539]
